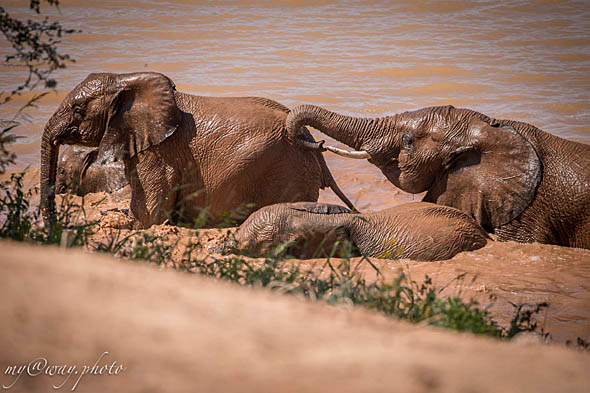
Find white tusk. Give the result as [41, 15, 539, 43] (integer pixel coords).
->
[325, 145, 371, 159]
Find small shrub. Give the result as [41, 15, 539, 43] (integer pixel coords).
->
[506, 301, 550, 339]
[0, 170, 96, 246]
[566, 337, 590, 351]
[0, 172, 35, 240]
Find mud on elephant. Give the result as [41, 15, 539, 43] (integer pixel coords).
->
[287, 104, 590, 249]
[230, 202, 489, 261]
[41, 72, 354, 229]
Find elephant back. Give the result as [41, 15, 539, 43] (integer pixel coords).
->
[351, 202, 490, 261]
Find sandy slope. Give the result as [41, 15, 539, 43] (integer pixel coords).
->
[1, 241, 589, 393]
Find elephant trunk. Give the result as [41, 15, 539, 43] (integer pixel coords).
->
[286, 104, 392, 155]
[40, 115, 65, 228]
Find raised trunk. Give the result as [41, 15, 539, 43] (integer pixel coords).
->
[40, 119, 63, 227]
[286, 104, 393, 151]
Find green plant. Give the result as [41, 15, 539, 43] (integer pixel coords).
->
[0, 172, 35, 240]
[0, 122, 20, 174]
[91, 228, 135, 255]
[0, 170, 96, 246]
[1, 1, 80, 172]
[566, 337, 589, 351]
[506, 301, 550, 339]
[1, 0, 78, 102]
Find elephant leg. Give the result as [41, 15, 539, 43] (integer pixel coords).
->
[173, 164, 207, 226]
[126, 151, 180, 229]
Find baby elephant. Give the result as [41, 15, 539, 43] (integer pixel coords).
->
[234, 202, 490, 261]
[56, 145, 128, 195]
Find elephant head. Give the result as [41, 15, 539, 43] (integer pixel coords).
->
[233, 202, 355, 258]
[56, 145, 128, 196]
[287, 105, 542, 231]
[56, 145, 98, 194]
[40, 72, 181, 225]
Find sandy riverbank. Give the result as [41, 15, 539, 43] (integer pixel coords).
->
[1, 241, 589, 393]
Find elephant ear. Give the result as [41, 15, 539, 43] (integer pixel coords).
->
[424, 119, 541, 231]
[98, 72, 181, 161]
[80, 149, 99, 184]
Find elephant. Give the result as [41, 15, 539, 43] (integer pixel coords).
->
[231, 201, 490, 261]
[56, 145, 128, 195]
[286, 104, 590, 249]
[40, 72, 354, 228]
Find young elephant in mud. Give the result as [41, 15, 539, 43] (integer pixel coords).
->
[56, 145, 128, 195]
[233, 202, 490, 261]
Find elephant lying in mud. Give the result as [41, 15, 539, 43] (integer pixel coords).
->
[231, 202, 490, 261]
[56, 145, 128, 195]
[287, 104, 590, 249]
[41, 72, 354, 228]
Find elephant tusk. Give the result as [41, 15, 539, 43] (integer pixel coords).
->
[325, 145, 371, 159]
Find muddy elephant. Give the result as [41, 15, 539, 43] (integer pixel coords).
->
[286, 105, 590, 249]
[56, 145, 128, 195]
[40, 72, 354, 228]
[232, 202, 489, 261]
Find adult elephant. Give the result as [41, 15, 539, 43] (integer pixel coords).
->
[286, 105, 590, 249]
[41, 72, 354, 228]
[231, 202, 489, 261]
[56, 145, 128, 195]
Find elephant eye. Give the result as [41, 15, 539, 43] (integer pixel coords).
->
[402, 133, 414, 149]
[73, 105, 84, 118]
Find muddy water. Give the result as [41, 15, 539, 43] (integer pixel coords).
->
[1, 1, 589, 342]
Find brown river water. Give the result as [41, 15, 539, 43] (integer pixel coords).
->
[1, 0, 589, 342]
